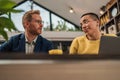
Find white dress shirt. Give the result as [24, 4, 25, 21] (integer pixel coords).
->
[25, 36, 38, 54]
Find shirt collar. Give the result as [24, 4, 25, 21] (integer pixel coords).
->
[25, 36, 38, 44]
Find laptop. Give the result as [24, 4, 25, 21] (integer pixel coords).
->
[99, 36, 120, 55]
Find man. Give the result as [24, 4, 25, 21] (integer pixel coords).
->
[0, 10, 53, 54]
[70, 13, 116, 54]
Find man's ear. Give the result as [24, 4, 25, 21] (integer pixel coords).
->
[96, 20, 100, 27]
[24, 21, 29, 28]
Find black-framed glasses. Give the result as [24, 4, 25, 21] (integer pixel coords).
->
[31, 19, 44, 24]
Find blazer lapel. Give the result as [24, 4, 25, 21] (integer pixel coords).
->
[19, 34, 25, 52]
[34, 36, 42, 53]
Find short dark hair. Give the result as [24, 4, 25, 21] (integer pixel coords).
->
[81, 12, 100, 21]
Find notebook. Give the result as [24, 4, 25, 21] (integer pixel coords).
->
[99, 36, 120, 55]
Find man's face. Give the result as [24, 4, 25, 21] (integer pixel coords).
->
[80, 15, 99, 36]
[27, 14, 43, 35]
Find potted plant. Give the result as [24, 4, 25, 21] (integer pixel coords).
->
[0, 0, 23, 40]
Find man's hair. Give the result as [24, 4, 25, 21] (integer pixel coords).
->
[81, 12, 100, 21]
[22, 10, 40, 26]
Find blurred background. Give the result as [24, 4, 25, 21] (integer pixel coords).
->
[0, 0, 119, 53]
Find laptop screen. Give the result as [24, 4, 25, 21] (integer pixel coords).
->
[99, 36, 120, 55]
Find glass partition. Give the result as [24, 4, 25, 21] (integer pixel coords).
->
[10, 0, 80, 32]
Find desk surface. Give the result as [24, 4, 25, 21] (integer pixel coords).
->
[0, 53, 120, 80]
[0, 53, 120, 60]
[0, 60, 120, 80]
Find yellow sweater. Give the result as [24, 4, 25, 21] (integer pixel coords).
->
[69, 34, 116, 54]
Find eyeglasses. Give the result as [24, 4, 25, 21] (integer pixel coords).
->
[80, 19, 95, 27]
[31, 19, 44, 24]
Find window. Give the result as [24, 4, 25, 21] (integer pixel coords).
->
[51, 14, 65, 31]
[11, 0, 80, 32]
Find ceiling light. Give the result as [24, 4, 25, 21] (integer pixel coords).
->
[99, 6, 106, 15]
[69, 8, 74, 13]
[99, 10, 104, 15]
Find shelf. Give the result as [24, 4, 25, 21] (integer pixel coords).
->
[109, 2, 118, 19]
[100, 11, 110, 26]
[118, 0, 120, 12]
[115, 13, 120, 31]
[100, 0, 120, 34]
[106, 0, 117, 10]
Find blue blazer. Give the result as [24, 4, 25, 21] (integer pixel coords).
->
[0, 33, 53, 53]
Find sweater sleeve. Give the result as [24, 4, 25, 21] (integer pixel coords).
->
[69, 38, 79, 54]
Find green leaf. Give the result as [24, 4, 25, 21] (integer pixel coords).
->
[0, 0, 22, 40]
[0, 8, 24, 15]
[0, 30, 8, 40]
[0, 17, 17, 31]
[9, 9, 24, 13]
[0, 0, 16, 9]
